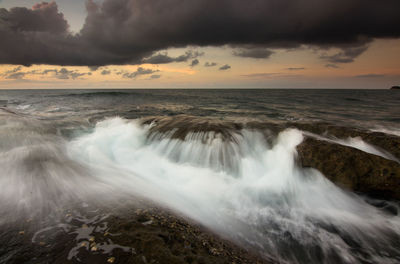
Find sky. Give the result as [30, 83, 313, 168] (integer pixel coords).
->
[0, 0, 399, 89]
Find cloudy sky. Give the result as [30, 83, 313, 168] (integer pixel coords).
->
[0, 0, 399, 89]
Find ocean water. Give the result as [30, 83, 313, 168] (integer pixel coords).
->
[0, 89, 400, 263]
[1, 89, 399, 130]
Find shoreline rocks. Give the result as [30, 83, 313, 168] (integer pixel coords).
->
[106, 206, 270, 264]
[297, 137, 400, 200]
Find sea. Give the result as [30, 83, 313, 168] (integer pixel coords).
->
[0, 89, 399, 264]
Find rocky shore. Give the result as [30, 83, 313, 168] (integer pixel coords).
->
[297, 137, 400, 200]
[105, 205, 269, 264]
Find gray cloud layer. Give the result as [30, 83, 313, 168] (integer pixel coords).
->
[325, 64, 339, 69]
[190, 59, 199, 67]
[219, 64, 231, 71]
[141, 51, 203, 64]
[204, 62, 217, 67]
[320, 46, 369, 63]
[233, 48, 274, 59]
[286, 67, 305, 71]
[1, 0, 400, 66]
[123, 67, 159, 79]
[101, 69, 111, 75]
[1, 66, 91, 80]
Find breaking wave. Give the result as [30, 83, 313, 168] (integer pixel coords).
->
[1, 116, 400, 263]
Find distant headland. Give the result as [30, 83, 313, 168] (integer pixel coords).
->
[391, 85, 400, 90]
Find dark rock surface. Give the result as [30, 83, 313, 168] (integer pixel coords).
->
[291, 122, 400, 200]
[106, 206, 269, 264]
[142, 115, 244, 142]
[0, 203, 269, 264]
[297, 137, 400, 200]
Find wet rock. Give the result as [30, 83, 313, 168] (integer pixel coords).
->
[297, 137, 400, 200]
[141, 115, 244, 142]
[106, 206, 269, 264]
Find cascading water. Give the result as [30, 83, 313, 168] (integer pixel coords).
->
[1, 115, 399, 263]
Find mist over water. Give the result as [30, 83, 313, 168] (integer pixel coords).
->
[1, 89, 400, 263]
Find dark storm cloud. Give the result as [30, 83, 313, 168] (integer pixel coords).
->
[219, 65, 231, 71]
[204, 62, 217, 67]
[142, 51, 203, 64]
[2, 2, 68, 33]
[354, 74, 385, 78]
[1, 0, 400, 66]
[0, 2, 106, 66]
[123, 67, 159, 79]
[233, 48, 274, 59]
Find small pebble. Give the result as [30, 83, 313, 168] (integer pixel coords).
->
[107, 257, 115, 263]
